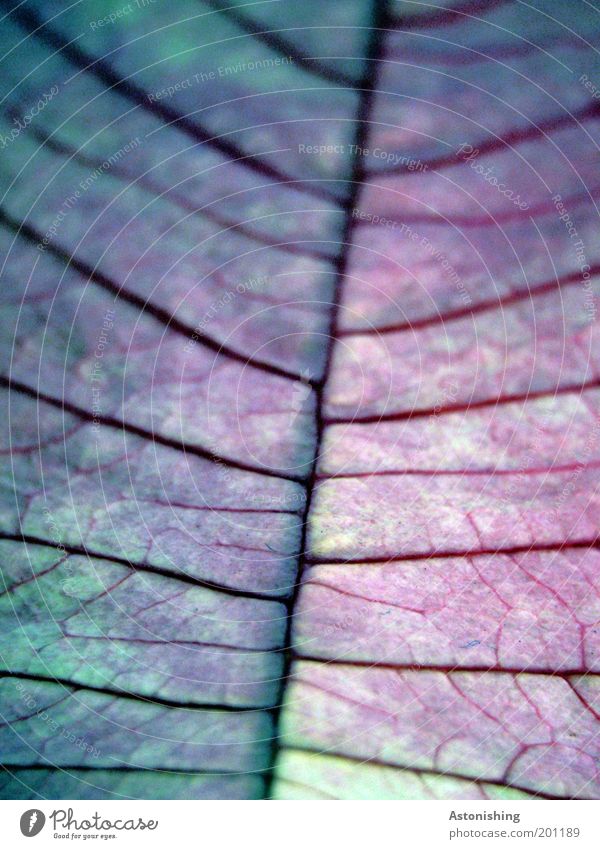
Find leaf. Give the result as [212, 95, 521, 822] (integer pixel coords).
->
[1, 0, 600, 802]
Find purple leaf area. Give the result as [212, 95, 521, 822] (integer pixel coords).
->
[1, 0, 600, 802]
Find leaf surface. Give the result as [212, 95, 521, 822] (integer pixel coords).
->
[1, 0, 600, 801]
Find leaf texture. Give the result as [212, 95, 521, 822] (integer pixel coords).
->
[1, 0, 600, 801]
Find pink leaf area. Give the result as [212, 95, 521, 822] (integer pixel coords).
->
[1, 0, 599, 800]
